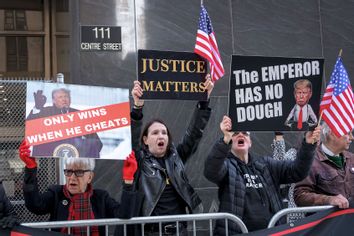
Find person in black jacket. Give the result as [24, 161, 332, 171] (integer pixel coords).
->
[0, 182, 18, 229]
[204, 115, 320, 235]
[130, 75, 213, 236]
[19, 141, 137, 236]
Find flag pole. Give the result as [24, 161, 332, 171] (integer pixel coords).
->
[314, 48, 344, 143]
[317, 111, 323, 127]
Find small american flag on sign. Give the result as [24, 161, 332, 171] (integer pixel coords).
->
[320, 57, 354, 137]
[194, 5, 224, 82]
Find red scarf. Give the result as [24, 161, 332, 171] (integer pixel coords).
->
[61, 184, 99, 236]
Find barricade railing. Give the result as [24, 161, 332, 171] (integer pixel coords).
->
[267, 205, 333, 228]
[22, 212, 248, 236]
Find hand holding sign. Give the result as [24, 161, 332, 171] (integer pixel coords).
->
[132, 80, 144, 107]
[220, 115, 234, 144]
[34, 90, 47, 109]
[123, 151, 138, 184]
[19, 140, 37, 169]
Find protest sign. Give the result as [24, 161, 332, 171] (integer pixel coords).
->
[138, 49, 208, 100]
[229, 55, 324, 131]
[25, 82, 131, 159]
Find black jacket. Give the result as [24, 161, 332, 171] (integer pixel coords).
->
[23, 168, 136, 236]
[0, 182, 15, 219]
[131, 102, 211, 217]
[204, 138, 316, 235]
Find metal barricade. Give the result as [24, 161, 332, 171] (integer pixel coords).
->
[267, 205, 333, 228]
[22, 212, 248, 236]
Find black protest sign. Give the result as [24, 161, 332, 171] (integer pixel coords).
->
[229, 55, 324, 131]
[138, 50, 208, 100]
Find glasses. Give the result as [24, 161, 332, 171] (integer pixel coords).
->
[233, 131, 250, 136]
[64, 169, 91, 177]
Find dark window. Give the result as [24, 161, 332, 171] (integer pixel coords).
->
[4, 10, 28, 72]
[56, 0, 69, 12]
[6, 37, 28, 72]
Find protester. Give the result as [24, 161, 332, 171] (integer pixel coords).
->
[294, 121, 354, 209]
[130, 75, 213, 235]
[19, 141, 137, 236]
[0, 182, 18, 229]
[27, 88, 102, 158]
[271, 132, 306, 223]
[284, 79, 317, 131]
[271, 132, 297, 208]
[204, 115, 320, 234]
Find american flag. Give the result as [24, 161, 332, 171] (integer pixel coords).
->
[320, 57, 354, 137]
[194, 5, 224, 82]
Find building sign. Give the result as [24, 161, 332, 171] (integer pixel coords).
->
[80, 25, 122, 51]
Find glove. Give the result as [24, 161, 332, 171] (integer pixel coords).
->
[19, 140, 37, 169]
[0, 216, 19, 229]
[123, 151, 138, 181]
[33, 90, 46, 109]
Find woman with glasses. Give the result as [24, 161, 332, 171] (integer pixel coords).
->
[18, 141, 138, 236]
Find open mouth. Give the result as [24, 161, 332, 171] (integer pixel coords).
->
[158, 141, 164, 147]
[238, 139, 245, 145]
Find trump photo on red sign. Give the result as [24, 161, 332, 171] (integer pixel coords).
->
[25, 81, 131, 159]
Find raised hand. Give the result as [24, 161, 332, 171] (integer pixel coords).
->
[131, 80, 144, 108]
[123, 151, 138, 183]
[33, 90, 46, 109]
[305, 125, 321, 144]
[220, 115, 234, 144]
[19, 140, 37, 169]
[203, 74, 214, 99]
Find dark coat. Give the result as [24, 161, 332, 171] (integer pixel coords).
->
[204, 138, 316, 235]
[294, 146, 354, 206]
[131, 103, 211, 217]
[23, 168, 135, 236]
[27, 106, 102, 158]
[0, 182, 15, 219]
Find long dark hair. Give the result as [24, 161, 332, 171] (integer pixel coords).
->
[140, 118, 173, 154]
